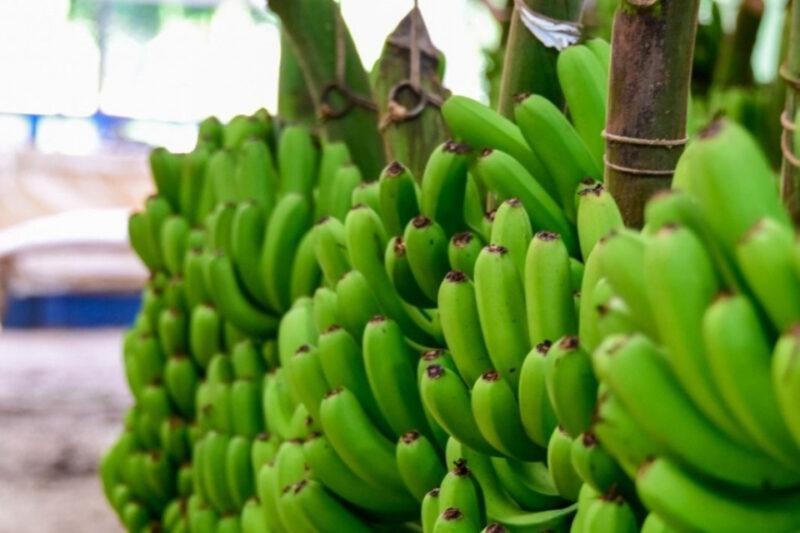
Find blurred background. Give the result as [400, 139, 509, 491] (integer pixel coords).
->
[0, 0, 789, 530]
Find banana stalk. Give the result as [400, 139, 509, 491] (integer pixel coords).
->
[496, 0, 583, 117]
[372, 8, 449, 180]
[268, 0, 385, 178]
[604, 0, 700, 228]
[278, 30, 317, 127]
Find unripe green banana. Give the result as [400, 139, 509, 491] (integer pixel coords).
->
[202, 431, 236, 514]
[311, 287, 339, 333]
[315, 142, 351, 219]
[345, 205, 439, 345]
[547, 426, 582, 501]
[189, 303, 222, 369]
[420, 141, 472, 236]
[255, 462, 287, 533]
[773, 326, 800, 449]
[180, 146, 211, 225]
[319, 387, 408, 493]
[207, 149, 238, 204]
[448, 231, 483, 280]
[184, 247, 211, 310]
[441, 95, 548, 185]
[261, 192, 313, 313]
[231, 379, 264, 438]
[703, 294, 799, 469]
[351, 180, 382, 214]
[226, 435, 256, 509]
[420, 365, 496, 455]
[313, 216, 351, 288]
[544, 337, 597, 438]
[571, 431, 628, 499]
[363, 316, 430, 438]
[736, 218, 800, 331]
[277, 125, 318, 197]
[145, 195, 173, 269]
[491, 198, 532, 279]
[208, 202, 237, 257]
[525, 231, 577, 347]
[162, 498, 181, 531]
[277, 297, 317, 366]
[177, 463, 193, 497]
[277, 481, 320, 533]
[556, 45, 607, 168]
[198, 115, 223, 146]
[206, 253, 278, 338]
[122, 501, 151, 532]
[604, 334, 797, 489]
[396, 431, 447, 501]
[328, 165, 364, 222]
[160, 215, 190, 276]
[158, 307, 187, 356]
[303, 433, 418, 517]
[439, 460, 486, 526]
[240, 497, 267, 533]
[515, 94, 601, 219]
[518, 343, 559, 448]
[582, 493, 638, 533]
[637, 457, 800, 533]
[163, 355, 198, 418]
[471, 370, 545, 461]
[438, 271, 493, 386]
[474, 244, 528, 389]
[216, 515, 242, 533]
[286, 344, 329, 421]
[236, 138, 279, 209]
[252, 432, 280, 475]
[224, 114, 269, 150]
[231, 340, 266, 380]
[422, 488, 441, 533]
[334, 270, 380, 342]
[386, 236, 434, 308]
[149, 147, 182, 211]
[128, 211, 158, 271]
[643, 225, 748, 444]
[576, 181, 623, 260]
[490, 458, 564, 511]
[470, 149, 578, 256]
[379, 161, 420, 236]
[231, 201, 270, 307]
[293, 478, 372, 533]
[592, 278, 638, 339]
[163, 275, 187, 312]
[289, 230, 321, 301]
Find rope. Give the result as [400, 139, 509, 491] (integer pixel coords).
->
[603, 155, 676, 177]
[513, 0, 581, 51]
[602, 130, 689, 148]
[781, 63, 800, 92]
[319, 1, 377, 121]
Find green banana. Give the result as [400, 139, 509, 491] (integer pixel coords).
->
[163, 355, 198, 418]
[184, 247, 211, 310]
[439, 460, 485, 526]
[420, 364, 497, 456]
[231, 379, 264, 438]
[157, 307, 187, 356]
[703, 294, 800, 469]
[277, 125, 318, 197]
[315, 142, 351, 219]
[149, 147, 182, 211]
[637, 457, 800, 533]
[226, 435, 256, 508]
[351, 180, 382, 214]
[231, 201, 270, 307]
[207, 149, 238, 204]
[547, 427, 582, 501]
[262, 369, 295, 441]
[224, 114, 269, 151]
[438, 271, 493, 386]
[403, 216, 451, 304]
[773, 326, 800, 448]
[471, 370, 544, 461]
[379, 161, 420, 236]
[236, 138, 279, 209]
[261, 192, 313, 313]
[525, 231, 577, 347]
[544, 337, 597, 438]
[515, 94, 601, 219]
[289, 230, 322, 301]
[180, 146, 211, 225]
[490, 458, 564, 512]
[286, 344, 329, 421]
[386, 236, 434, 308]
[396, 431, 447, 501]
[292, 478, 372, 533]
[442, 95, 548, 186]
[335, 270, 381, 342]
[474, 244, 529, 389]
[518, 343, 559, 448]
[420, 141, 472, 236]
[422, 488, 441, 533]
[160, 215, 190, 276]
[311, 287, 339, 333]
[448, 231, 483, 280]
[328, 165, 364, 222]
[240, 498, 266, 533]
[556, 45, 607, 168]
[491, 198, 532, 279]
[189, 304, 222, 369]
[570, 431, 628, 496]
[313, 216, 351, 288]
[319, 387, 408, 493]
[363, 316, 430, 438]
[576, 180, 623, 260]
[277, 296, 317, 366]
[471, 148, 578, 255]
[202, 431, 236, 514]
[582, 493, 638, 533]
[231, 339, 266, 380]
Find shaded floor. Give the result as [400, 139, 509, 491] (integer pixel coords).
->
[0, 328, 130, 532]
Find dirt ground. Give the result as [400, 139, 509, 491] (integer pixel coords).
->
[0, 328, 130, 532]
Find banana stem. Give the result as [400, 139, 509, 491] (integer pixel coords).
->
[604, 0, 700, 228]
[781, 0, 800, 225]
[278, 31, 317, 127]
[496, 0, 583, 117]
[712, 0, 763, 89]
[268, 0, 385, 178]
[372, 8, 449, 180]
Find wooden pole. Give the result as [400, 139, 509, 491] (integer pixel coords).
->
[604, 0, 700, 228]
[781, 0, 800, 225]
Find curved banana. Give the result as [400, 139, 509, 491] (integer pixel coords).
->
[329, 165, 364, 222]
[773, 327, 800, 448]
[570, 431, 628, 496]
[379, 161, 420, 237]
[576, 181, 623, 261]
[448, 231, 483, 280]
[292, 478, 372, 533]
[311, 287, 339, 334]
[226, 435, 255, 509]
[490, 458, 564, 512]
[290, 230, 321, 301]
[396, 430, 447, 501]
[518, 343, 558, 448]
[286, 344, 329, 421]
[544, 336, 597, 438]
[277, 125, 318, 197]
[236, 138, 279, 210]
[231, 201, 270, 307]
[439, 460, 485, 526]
[313, 216, 351, 288]
[149, 147, 182, 211]
[491, 198, 532, 279]
[335, 270, 381, 342]
[386, 236, 433, 308]
[546, 427, 582, 501]
[420, 141, 472, 236]
[315, 142, 351, 220]
[160, 215, 190, 276]
[189, 303, 222, 369]
[163, 354, 198, 418]
[231, 379, 264, 438]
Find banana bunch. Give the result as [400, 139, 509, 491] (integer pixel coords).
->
[577, 118, 800, 532]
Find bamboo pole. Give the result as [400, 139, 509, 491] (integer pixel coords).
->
[604, 0, 700, 228]
[372, 8, 449, 180]
[496, 0, 584, 117]
[268, 0, 385, 178]
[781, 0, 800, 224]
